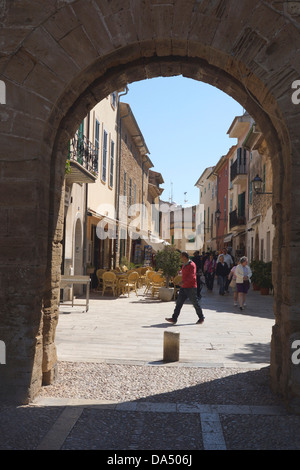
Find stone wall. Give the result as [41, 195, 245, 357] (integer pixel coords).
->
[0, 0, 300, 410]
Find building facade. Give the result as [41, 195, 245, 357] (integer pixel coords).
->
[195, 112, 274, 263]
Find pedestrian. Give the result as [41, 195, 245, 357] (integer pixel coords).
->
[165, 251, 205, 325]
[192, 250, 203, 298]
[203, 253, 216, 291]
[216, 254, 230, 295]
[218, 248, 233, 293]
[228, 264, 238, 306]
[235, 256, 252, 310]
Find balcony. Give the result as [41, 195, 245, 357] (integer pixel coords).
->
[230, 156, 248, 185]
[66, 132, 98, 184]
[229, 209, 246, 231]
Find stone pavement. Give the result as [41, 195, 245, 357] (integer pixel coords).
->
[55, 284, 274, 368]
[1, 285, 300, 452]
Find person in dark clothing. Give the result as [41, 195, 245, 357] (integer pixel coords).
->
[192, 250, 203, 298]
[203, 253, 216, 291]
[216, 254, 230, 295]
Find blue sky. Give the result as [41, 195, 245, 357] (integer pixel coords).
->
[124, 76, 244, 207]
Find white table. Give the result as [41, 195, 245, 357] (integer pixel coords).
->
[60, 275, 91, 312]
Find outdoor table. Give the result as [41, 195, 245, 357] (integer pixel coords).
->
[60, 275, 91, 312]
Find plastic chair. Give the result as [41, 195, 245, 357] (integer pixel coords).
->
[125, 271, 139, 297]
[102, 271, 117, 296]
[151, 274, 165, 297]
[117, 274, 129, 296]
[96, 269, 106, 291]
[139, 267, 149, 286]
[172, 274, 182, 299]
[144, 270, 156, 294]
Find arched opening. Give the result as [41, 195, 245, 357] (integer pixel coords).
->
[45, 55, 287, 404]
[1, 3, 299, 411]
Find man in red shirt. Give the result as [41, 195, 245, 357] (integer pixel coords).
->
[165, 252, 205, 325]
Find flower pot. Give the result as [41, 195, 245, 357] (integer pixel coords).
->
[253, 283, 260, 291]
[159, 287, 174, 302]
[260, 287, 270, 295]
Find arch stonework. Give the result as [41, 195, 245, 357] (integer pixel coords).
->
[1, 0, 300, 410]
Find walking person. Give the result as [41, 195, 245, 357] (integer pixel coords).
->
[218, 248, 233, 293]
[204, 253, 216, 291]
[235, 256, 252, 310]
[228, 264, 238, 306]
[165, 251, 205, 325]
[216, 254, 230, 295]
[192, 250, 203, 299]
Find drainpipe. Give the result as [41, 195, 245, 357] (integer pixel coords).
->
[115, 86, 129, 266]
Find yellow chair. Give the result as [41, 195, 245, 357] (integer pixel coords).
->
[139, 267, 149, 286]
[96, 269, 106, 291]
[172, 275, 182, 299]
[151, 274, 165, 297]
[102, 271, 117, 296]
[117, 274, 129, 296]
[125, 271, 139, 297]
[144, 270, 156, 294]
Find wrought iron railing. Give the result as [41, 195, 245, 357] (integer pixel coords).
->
[230, 158, 247, 182]
[229, 209, 246, 229]
[68, 131, 98, 175]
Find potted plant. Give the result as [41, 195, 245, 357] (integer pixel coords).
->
[250, 259, 264, 291]
[259, 262, 273, 295]
[155, 246, 181, 301]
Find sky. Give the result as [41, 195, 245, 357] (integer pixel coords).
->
[123, 76, 244, 207]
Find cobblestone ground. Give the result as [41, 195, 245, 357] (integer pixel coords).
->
[1, 286, 300, 452]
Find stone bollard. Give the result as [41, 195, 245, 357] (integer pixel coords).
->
[163, 331, 180, 362]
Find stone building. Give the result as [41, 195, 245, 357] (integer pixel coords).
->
[118, 101, 154, 266]
[195, 167, 217, 252]
[243, 124, 275, 263]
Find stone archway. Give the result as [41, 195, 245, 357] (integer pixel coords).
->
[1, 0, 300, 410]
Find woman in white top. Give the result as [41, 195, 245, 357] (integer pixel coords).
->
[235, 256, 252, 311]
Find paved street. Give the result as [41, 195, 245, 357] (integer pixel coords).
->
[55, 284, 274, 369]
[2, 285, 300, 451]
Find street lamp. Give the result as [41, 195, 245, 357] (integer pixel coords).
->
[215, 209, 226, 221]
[252, 174, 272, 195]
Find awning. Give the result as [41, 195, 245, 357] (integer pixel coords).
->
[147, 237, 170, 252]
[223, 233, 233, 243]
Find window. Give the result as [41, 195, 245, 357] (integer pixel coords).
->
[263, 164, 266, 193]
[77, 120, 84, 164]
[249, 181, 253, 204]
[134, 184, 137, 205]
[129, 178, 132, 206]
[230, 198, 233, 213]
[110, 140, 114, 187]
[111, 92, 117, 109]
[123, 171, 127, 196]
[102, 130, 108, 182]
[224, 195, 227, 220]
[95, 120, 100, 165]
